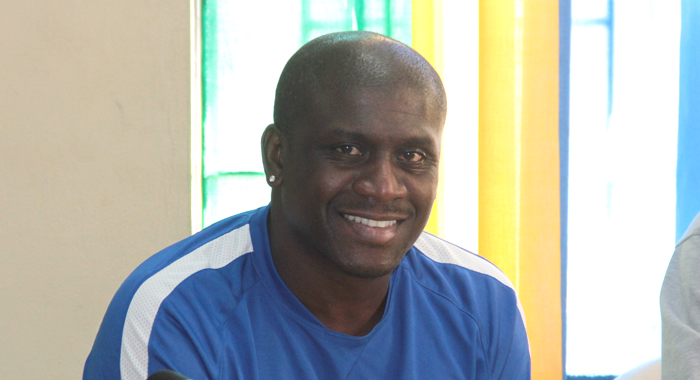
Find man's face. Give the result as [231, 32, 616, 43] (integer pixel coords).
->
[279, 85, 443, 279]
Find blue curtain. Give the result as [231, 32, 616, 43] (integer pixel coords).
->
[676, 0, 700, 241]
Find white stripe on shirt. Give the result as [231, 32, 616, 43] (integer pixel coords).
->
[120, 224, 254, 380]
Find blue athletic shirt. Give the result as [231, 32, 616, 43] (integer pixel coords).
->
[84, 205, 530, 380]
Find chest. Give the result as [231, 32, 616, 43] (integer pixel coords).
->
[218, 289, 488, 380]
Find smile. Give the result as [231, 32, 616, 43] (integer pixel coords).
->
[343, 214, 397, 228]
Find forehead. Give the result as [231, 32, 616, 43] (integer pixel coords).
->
[300, 85, 444, 140]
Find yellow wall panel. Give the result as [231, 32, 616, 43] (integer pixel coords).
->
[412, 0, 444, 237]
[479, 0, 562, 378]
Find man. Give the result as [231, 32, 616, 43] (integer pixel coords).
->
[661, 210, 700, 379]
[84, 31, 530, 380]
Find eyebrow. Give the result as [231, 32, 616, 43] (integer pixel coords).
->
[330, 129, 437, 148]
[331, 129, 365, 141]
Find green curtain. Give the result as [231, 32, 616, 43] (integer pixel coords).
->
[202, 0, 411, 227]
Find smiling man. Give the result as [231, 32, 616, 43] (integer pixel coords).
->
[84, 31, 530, 380]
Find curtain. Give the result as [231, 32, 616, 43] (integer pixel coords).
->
[676, 0, 700, 241]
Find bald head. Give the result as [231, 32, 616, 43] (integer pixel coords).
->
[273, 31, 447, 134]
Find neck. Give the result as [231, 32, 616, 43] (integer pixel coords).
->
[268, 208, 391, 336]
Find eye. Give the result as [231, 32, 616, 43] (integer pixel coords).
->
[400, 151, 425, 163]
[335, 145, 363, 156]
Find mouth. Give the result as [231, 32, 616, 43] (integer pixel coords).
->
[339, 212, 404, 245]
[343, 214, 398, 228]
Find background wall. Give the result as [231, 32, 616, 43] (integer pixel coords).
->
[0, 1, 192, 378]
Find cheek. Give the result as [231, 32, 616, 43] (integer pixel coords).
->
[321, 172, 353, 195]
[310, 163, 355, 195]
[407, 176, 438, 209]
[288, 165, 353, 208]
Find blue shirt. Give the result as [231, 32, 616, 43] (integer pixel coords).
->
[84, 206, 530, 380]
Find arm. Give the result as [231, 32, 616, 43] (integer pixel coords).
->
[490, 301, 531, 380]
[83, 276, 223, 380]
[661, 233, 700, 379]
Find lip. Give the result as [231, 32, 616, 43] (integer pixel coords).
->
[338, 209, 409, 221]
[343, 214, 397, 227]
[339, 212, 406, 245]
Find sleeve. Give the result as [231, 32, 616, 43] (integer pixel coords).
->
[488, 290, 531, 380]
[83, 275, 224, 380]
[661, 233, 700, 380]
[144, 297, 224, 380]
[83, 280, 140, 380]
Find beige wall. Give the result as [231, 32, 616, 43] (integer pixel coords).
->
[0, 1, 192, 378]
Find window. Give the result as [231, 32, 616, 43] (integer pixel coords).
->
[566, 0, 680, 376]
[202, 0, 411, 228]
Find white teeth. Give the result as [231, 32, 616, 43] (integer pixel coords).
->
[344, 214, 397, 228]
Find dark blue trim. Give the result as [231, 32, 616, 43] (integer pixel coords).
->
[559, 0, 572, 378]
[676, 0, 700, 242]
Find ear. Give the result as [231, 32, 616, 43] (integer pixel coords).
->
[261, 124, 285, 187]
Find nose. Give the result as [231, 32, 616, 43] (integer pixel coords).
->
[352, 156, 408, 202]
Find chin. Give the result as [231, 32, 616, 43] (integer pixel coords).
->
[329, 252, 405, 279]
[319, 218, 414, 279]
[338, 265, 395, 279]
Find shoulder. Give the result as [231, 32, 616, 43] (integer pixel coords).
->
[403, 232, 525, 326]
[412, 232, 515, 290]
[662, 211, 700, 303]
[677, 211, 700, 248]
[400, 232, 531, 377]
[119, 208, 260, 307]
[84, 207, 267, 380]
[664, 211, 700, 294]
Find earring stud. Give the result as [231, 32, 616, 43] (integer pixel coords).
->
[268, 175, 276, 183]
